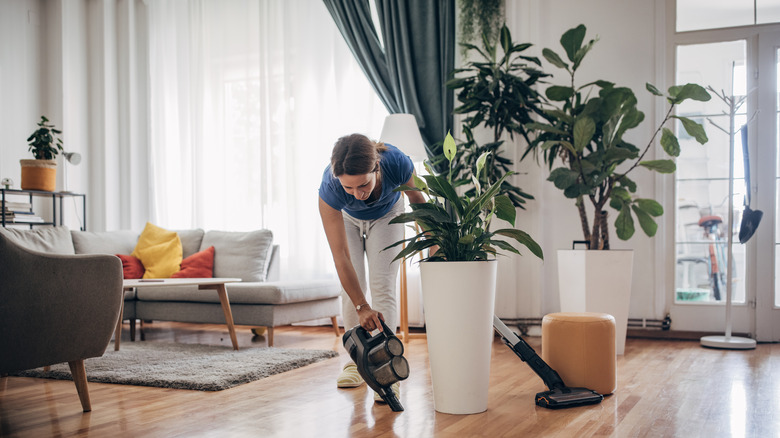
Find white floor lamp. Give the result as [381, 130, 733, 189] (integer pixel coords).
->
[379, 114, 427, 342]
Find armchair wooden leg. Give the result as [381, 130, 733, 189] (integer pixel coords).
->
[67, 360, 91, 412]
[267, 327, 274, 347]
[331, 316, 341, 337]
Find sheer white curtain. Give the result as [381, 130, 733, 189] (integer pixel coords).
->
[146, 0, 387, 280]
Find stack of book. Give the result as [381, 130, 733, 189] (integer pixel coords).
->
[2, 201, 44, 223]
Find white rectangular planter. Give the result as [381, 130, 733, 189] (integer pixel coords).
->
[557, 250, 634, 355]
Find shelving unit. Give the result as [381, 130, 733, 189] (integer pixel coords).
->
[0, 188, 86, 231]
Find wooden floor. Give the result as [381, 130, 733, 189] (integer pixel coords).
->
[1, 321, 779, 437]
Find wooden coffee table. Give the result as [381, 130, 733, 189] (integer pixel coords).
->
[116, 278, 242, 351]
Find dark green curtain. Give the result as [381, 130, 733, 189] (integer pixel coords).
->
[322, 0, 455, 154]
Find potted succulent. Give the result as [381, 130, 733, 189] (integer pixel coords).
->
[523, 24, 711, 354]
[386, 132, 543, 414]
[22, 115, 64, 192]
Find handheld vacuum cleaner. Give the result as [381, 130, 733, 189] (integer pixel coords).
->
[342, 321, 409, 411]
[493, 316, 603, 409]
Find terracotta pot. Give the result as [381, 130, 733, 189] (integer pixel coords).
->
[20, 159, 57, 192]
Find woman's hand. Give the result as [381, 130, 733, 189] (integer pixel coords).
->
[357, 304, 385, 332]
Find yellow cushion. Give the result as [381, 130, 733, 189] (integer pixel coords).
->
[131, 222, 182, 279]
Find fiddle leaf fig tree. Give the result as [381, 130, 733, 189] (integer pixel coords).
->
[446, 24, 549, 208]
[524, 24, 711, 250]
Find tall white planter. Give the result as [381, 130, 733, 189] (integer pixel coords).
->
[557, 250, 634, 355]
[421, 260, 497, 414]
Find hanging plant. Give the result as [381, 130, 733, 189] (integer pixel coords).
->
[458, 0, 505, 59]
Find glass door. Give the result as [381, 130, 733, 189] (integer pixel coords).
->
[671, 39, 754, 333]
[756, 31, 780, 341]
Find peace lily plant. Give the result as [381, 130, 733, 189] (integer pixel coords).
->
[524, 24, 711, 250]
[386, 132, 543, 263]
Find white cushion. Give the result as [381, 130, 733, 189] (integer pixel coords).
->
[71, 230, 139, 255]
[0, 226, 75, 254]
[200, 229, 274, 282]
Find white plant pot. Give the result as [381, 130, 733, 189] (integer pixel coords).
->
[420, 260, 497, 414]
[557, 249, 634, 355]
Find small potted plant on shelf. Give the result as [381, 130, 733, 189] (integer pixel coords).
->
[522, 24, 711, 354]
[22, 115, 64, 192]
[385, 132, 543, 415]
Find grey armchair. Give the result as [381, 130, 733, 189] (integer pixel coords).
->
[0, 230, 123, 412]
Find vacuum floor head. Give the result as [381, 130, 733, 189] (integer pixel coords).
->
[535, 387, 604, 409]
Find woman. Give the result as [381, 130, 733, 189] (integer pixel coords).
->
[318, 133, 425, 399]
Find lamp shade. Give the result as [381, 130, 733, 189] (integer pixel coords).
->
[379, 114, 427, 161]
[64, 152, 82, 165]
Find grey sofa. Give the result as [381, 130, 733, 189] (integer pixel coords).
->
[0, 226, 342, 346]
[0, 231, 123, 412]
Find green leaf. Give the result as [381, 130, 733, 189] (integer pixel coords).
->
[542, 48, 568, 70]
[615, 206, 635, 240]
[443, 131, 457, 163]
[548, 167, 579, 190]
[494, 194, 516, 227]
[668, 83, 711, 104]
[673, 116, 708, 145]
[560, 24, 586, 62]
[635, 198, 664, 216]
[572, 37, 598, 71]
[413, 174, 429, 193]
[546, 85, 575, 101]
[646, 83, 663, 96]
[499, 25, 512, 55]
[573, 117, 595, 151]
[660, 127, 681, 156]
[632, 204, 658, 237]
[476, 151, 489, 177]
[639, 159, 676, 173]
[494, 228, 544, 260]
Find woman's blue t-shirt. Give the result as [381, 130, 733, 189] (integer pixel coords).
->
[319, 144, 414, 220]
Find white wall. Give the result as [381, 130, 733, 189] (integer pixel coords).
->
[496, 0, 667, 320]
[0, 0, 46, 190]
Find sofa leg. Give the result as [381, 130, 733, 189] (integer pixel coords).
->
[68, 360, 91, 412]
[267, 327, 274, 347]
[331, 316, 341, 337]
[129, 319, 136, 342]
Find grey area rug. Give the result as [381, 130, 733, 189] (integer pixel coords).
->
[11, 342, 338, 391]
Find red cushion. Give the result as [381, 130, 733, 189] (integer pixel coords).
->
[116, 254, 145, 279]
[171, 246, 215, 278]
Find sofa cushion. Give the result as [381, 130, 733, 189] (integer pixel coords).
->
[134, 280, 341, 305]
[175, 229, 205, 258]
[0, 226, 75, 254]
[171, 246, 214, 278]
[132, 222, 182, 279]
[117, 254, 145, 279]
[71, 230, 139, 255]
[200, 229, 273, 282]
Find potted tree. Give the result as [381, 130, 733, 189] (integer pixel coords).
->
[523, 24, 711, 354]
[22, 115, 64, 192]
[386, 132, 543, 414]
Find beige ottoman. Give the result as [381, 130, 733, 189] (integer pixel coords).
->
[541, 312, 616, 395]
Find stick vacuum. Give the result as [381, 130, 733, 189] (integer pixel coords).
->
[493, 316, 603, 409]
[342, 321, 409, 411]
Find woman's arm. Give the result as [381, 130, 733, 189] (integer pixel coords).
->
[318, 197, 385, 331]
